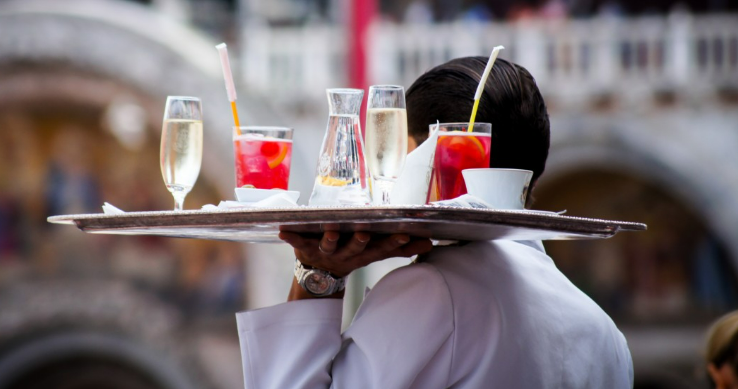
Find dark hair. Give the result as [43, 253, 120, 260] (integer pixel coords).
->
[709, 337, 738, 388]
[705, 311, 738, 388]
[406, 57, 550, 186]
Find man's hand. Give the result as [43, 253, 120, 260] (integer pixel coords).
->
[279, 231, 433, 277]
[279, 230, 433, 301]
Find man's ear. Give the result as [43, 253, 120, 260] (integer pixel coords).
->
[408, 137, 418, 153]
[525, 178, 538, 209]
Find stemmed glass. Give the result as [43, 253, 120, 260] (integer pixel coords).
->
[365, 85, 408, 205]
[159, 96, 203, 211]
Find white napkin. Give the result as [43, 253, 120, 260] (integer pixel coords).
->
[201, 192, 300, 210]
[431, 195, 566, 215]
[102, 202, 125, 215]
[430, 194, 494, 209]
[390, 121, 440, 205]
[102, 192, 300, 214]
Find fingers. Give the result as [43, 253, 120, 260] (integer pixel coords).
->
[350, 234, 409, 266]
[279, 231, 338, 252]
[278, 231, 313, 252]
[318, 231, 340, 254]
[395, 238, 434, 257]
[280, 230, 435, 275]
[334, 232, 371, 258]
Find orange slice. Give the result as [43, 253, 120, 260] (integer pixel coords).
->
[466, 135, 485, 156]
[262, 141, 289, 169]
[439, 133, 486, 156]
[318, 176, 350, 187]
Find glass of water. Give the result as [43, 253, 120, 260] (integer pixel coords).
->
[159, 96, 203, 211]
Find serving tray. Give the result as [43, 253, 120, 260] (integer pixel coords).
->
[47, 206, 646, 243]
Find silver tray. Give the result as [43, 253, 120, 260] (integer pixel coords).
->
[47, 206, 646, 243]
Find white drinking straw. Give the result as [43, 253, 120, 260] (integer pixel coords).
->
[216, 43, 241, 134]
[468, 45, 504, 133]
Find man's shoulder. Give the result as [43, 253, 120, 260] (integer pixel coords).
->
[376, 259, 449, 292]
[348, 260, 455, 337]
[422, 239, 550, 268]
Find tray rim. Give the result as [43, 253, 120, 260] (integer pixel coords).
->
[47, 205, 647, 241]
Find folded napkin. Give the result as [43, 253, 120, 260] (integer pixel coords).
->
[390, 121, 440, 205]
[431, 195, 566, 215]
[102, 202, 126, 215]
[202, 191, 300, 210]
[430, 194, 494, 209]
[102, 192, 300, 215]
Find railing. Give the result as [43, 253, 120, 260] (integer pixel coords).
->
[240, 14, 738, 106]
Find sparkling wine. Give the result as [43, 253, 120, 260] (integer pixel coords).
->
[365, 107, 408, 180]
[160, 119, 203, 193]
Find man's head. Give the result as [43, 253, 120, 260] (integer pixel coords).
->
[406, 57, 550, 189]
[705, 311, 738, 389]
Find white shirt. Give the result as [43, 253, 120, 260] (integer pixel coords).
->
[236, 240, 634, 388]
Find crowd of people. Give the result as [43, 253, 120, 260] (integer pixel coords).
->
[391, 0, 721, 24]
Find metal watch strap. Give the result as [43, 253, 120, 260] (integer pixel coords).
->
[294, 259, 346, 296]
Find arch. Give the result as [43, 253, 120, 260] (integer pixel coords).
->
[0, 0, 278, 193]
[544, 114, 738, 271]
[0, 280, 209, 389]
[0, 332, 196, 389]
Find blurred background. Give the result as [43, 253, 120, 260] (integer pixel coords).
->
[0, 0, 736, 388]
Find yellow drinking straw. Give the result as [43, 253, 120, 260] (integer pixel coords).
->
[468, 45, 504, 133]
[216, 43, 242, 135]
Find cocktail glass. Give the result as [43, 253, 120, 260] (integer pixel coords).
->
[233, 126, 293, 190]
[430, 122, 492, 201]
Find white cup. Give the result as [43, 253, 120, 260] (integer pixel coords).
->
[462, 168, 533, 210]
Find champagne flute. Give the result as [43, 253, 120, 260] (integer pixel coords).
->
[365, 85, 408, 205]
[160, 96, 203, 211]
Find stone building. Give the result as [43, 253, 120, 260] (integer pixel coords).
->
[0, 0, 736, 388]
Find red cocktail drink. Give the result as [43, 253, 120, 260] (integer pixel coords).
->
[431, 123, 492, 201]
[233, 127, 293, 190]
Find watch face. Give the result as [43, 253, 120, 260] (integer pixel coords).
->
[305, 273, 332, 295]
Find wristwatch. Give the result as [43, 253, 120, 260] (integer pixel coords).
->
[294, 259, 346, 297]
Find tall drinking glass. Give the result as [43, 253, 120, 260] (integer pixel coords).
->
[160, 96, 203, 211]
[365, 85, 408, 205]
[431, 122, 491, 201]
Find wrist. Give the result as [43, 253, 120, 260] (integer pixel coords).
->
[294, 259, 347, 298]
[288, 277, 345, 301]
